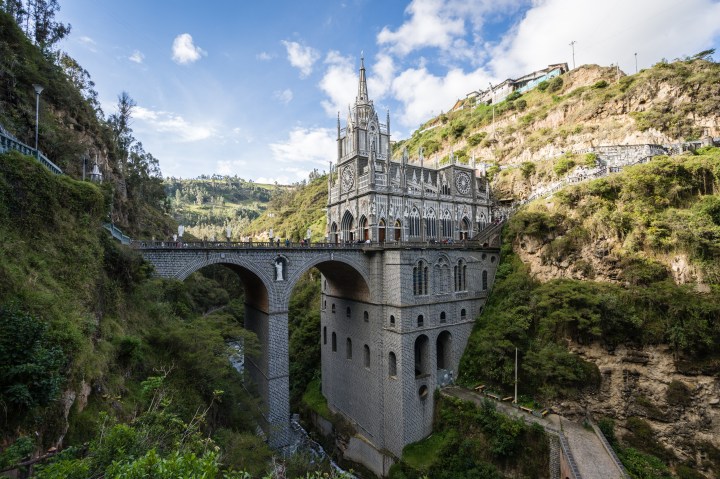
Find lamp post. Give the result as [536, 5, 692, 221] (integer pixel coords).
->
[33, 84, 44, 154]
[569, 41, 576, 69]
[488, 82, 496, 139]
[634, 52, 638, 74]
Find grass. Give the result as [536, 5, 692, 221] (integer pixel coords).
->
[401, 432, 450, 471]
[302, 377, 332, 420]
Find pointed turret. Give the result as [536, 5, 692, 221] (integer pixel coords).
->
[357, 54, 369, 104]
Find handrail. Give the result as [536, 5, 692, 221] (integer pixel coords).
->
[590, 422, 630, 478]
[0, 129, 63, 175]
[102, 223, 132, 245]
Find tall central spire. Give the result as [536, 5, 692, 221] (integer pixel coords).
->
[356, 53, 369, 104]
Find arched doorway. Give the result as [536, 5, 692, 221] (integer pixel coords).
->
[394, 219, 402, 242]
[436, 331, 452, 370]
[459, 217, 470, 240]
[414, 334, 429, 378]
[341, 211, 355, 243]
[378, 218, 386, 243]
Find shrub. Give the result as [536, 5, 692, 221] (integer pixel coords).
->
[547, 76, 564, 93]
[537, 80, 549, 92]
[520, 162, 536, 179]
[666, 380, 692, 407]
[593, 80, 609, 89]
[554, 156, 576, 175]
[467, 132, 488, 147]
[583, 152, 599, 166]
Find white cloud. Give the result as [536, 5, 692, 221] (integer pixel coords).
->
[269, 127, 336, 166]
[391, 66, 491, 128]
[78, 36, 97, 52]
[217, 159, 247, 175]
[256, 166, 314, 185]
[257, 51, 274, 61]
[274, 89, 294, 104]
[171, 33, 207, 65]
[129, 50, 144, 64]
[490, 0, 720, 77]
[134, 106, 215, 142]
[318, 51, 357, 116]
[282, 40, 320, 77]
[378, 0, 465, 55]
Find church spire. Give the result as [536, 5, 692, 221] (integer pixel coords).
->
[357, 53, 369, 104]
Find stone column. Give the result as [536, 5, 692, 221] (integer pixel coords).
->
[266, 311, 290, 448]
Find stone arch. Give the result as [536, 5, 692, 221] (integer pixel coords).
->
[171, 254, 272, 312]
[459, 216, 471, 240]
[436, 331, 452, 370]
[285, 255, 372, 306]
[394, 219, 402, 241]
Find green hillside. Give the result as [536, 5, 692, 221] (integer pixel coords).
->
[165, 175, 284, 240]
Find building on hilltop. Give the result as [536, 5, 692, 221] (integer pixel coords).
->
[326, 57, 494, 244]
[321, 58, 500, 473]
[456, 62, 569, 111]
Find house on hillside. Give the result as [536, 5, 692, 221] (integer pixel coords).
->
[464, 63, 569, 108]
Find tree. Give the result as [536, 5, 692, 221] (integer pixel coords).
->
[108, 91, 136, 173]
[28, 0, 71, 52]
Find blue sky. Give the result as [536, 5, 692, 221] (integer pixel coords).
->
[57, 0, 720, 183]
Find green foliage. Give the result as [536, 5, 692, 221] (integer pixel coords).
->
[617, 447, 672, 479]
[583, 152, 599, 166]
[450, 120, 466, 139]
[593, 80, 609, 89]
[422, 138, 441, 155]
[547, 76, 564, 93]
[554, 155, 576, 175]
[288, 269, 322, 408]
[0, 303, 65, 415]
[520, 161, 536, 179]
[537, 80, 549, 92]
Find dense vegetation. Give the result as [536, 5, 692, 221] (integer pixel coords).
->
[0, 7, 172, 237]
[388, 396, 548, 479]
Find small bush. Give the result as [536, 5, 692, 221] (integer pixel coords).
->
[548, 76, 564, 93]
[520, 162, 536, 179]
[537, 80, 549, 92]
[554, 156, 576, 176]
[666, 380, 692, 407]
[593, 80, 609, 89]
[467, 132, 487, 147]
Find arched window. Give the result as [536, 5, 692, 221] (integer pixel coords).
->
[390, 314, 396, 326]
[482, 270, 488, 290]
[359, 215, 369, 241]
[425, 208, 437, 238]
[364, 311, 369, 322]
[455, 259, 467, 291]
[417, 314, 424, 327]
[332, 303, 336, 314]
[323, 326, 327, 345]
[323, 300, 326, 310]
[394, 219, 402, 241]
[413, 260, 429, 295]
[459, 217, 470, 240]
[389, 352, 397, 377]
[363, 344, 370, 368]
[346, 338, 352, 360]
[461, 308, 467, 320]
[341, 210, 355, 242]
[332, 332, 337, 352]
[442, 210, 453, 238]
[434, 258, 450, 294]
[409, 207, 420, 237]
[346, 306, 351, 318]
[440, 311, 446, 323]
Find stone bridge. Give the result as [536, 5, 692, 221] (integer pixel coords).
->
[135, 237, 502, 468]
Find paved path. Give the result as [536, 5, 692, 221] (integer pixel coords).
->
[443, 386, 626, 479]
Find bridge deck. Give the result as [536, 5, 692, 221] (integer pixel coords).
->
[132, 240, 499, 251]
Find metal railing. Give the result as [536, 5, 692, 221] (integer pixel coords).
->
[103, 223, 132, 245]
[0, 128, 63, 175]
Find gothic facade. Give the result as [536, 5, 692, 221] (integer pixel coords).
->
[320, 59, 499, 474]
[326, 59, 494, 245]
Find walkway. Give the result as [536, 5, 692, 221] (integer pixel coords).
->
[442, 386, 627, 479]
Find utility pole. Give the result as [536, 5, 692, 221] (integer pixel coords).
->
[569, 41, 576, 69]
[635, 52, 638, 73]
[514, 347, 518, 404]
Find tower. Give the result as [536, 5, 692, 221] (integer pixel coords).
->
[321, 58, 499, 476]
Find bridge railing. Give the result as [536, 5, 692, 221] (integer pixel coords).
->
[131, 239, 495, 250]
